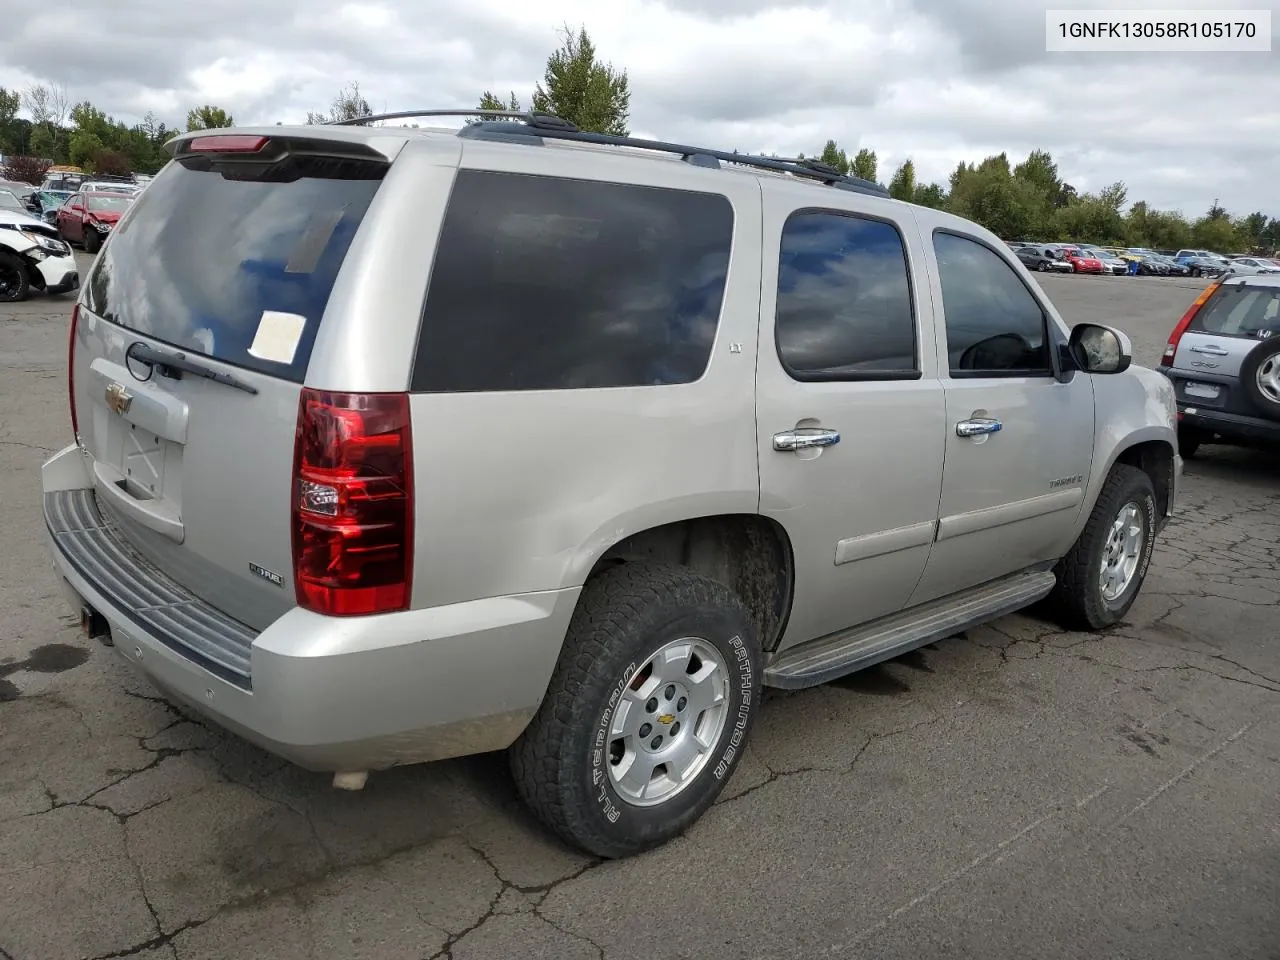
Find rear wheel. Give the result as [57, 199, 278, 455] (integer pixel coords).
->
[1239, 339, 1280, 421]
[510, 563, 761, 858]
[1049, 464, 1158, 631]
[83, 227, 101, 254]
[0, 251, 30, 303]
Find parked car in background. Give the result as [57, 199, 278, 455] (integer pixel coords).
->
[1174, 253, 1228, 278]
[1160, 276, 1280, 455]
[1081, 247, 1128, 275]
[1060, 246, 1106, 274]
[1224, 257, 1280, 277]
[1128, 254, 1169, 276]
[56, 191, 134, 253]
[1175, 249, 1230, 266]
[1015, 245, 1073, 272]
[1148, 254, 1190, 277]
[41, 172, 83, 193]
[25, 189, 75, 225]
[0, 204, 79, 302]
[80, 178, 139, 195]
[0, 189, 27, 215]
[1, 179, 36, 204]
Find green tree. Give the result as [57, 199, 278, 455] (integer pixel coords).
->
[0, 87, 20, 153]
[528, 26, 630, 134]
[186, 105, 234, 131]
[28, 123, 56, 161]
[306, 82, 371, 124]
[68, 129, 106, 168]
[1012, 149, 1061, 203]
[817, 139, 850, 175]
[476, 90, 523, 118]
[887, 159, 916, 201]
[851, 147, 877, 183]
[914, 183, 947, 209]
[1236, 211, 1269, 251]
[1192, 214, 1239, 252]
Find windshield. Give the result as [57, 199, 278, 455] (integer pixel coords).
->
[86, 194, 133, 213]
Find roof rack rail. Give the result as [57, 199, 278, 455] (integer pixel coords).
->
[328, 108, 580, 131]
[330, 107, 889, 198]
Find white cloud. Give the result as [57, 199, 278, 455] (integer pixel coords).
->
[1, 0, 1277, 216]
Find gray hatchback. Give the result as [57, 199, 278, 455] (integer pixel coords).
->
[1159, 275, 1280, 454]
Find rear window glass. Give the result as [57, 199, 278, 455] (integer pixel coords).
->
[411, 170, 734, 392]
[1191, 285, 1280, 337]
[83, 159, 382, 382]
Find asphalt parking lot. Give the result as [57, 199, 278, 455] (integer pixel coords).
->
[2, 257, 1278, 960]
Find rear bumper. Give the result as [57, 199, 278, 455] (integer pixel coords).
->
[41, 444, 576, 772]
[1178, 406, 1280, 444]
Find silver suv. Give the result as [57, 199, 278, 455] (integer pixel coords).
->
[1160, 275, 1280, 454]
[42, 111, 1181, 859]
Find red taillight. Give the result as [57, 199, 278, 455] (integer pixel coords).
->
[291, 390, 414, 616]
[1162, 280, 1220, 365]
[68, 303, 79, 440]
[187, 134, 268, 153]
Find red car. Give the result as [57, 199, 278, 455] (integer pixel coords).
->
[1059, 246, 1106, 275]
[56, 191, 133, 254]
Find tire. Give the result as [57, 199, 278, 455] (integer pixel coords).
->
[1037, 261, 1047, 272]
[1177, 425, 1203, 459]
[1190, 267, 1201, 278]
[1049, 464, 1158, 631]
[1238, 338, 1280, 421]
[83, 227, 101, 254]
[0, 251, 31, 303]
[510, 563, 762, 859]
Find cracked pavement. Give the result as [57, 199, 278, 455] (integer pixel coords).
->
[3, 264, 1279, 959]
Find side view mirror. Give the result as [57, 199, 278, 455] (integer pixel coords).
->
[1069, 323, 1132, 374]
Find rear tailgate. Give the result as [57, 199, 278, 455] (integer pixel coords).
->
[72, 132, 393, 633]
[1170, 280, 1280, 411]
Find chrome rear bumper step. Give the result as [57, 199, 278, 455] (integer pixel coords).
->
[764, 569, 1057, 689]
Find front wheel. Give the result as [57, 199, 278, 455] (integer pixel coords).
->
[1049, 464, 1158, 631]
[83, 228, 101, 254]
[510, 563, 761, 858]
[1037, 261, 1047, 272]
[0, 251, 31, 303]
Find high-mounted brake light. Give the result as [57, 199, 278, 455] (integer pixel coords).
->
[187, 134, 268, 153]
[68, 303, 80, 441]
[1162, 280, 1220, 365]
[291, 390, 414, 616]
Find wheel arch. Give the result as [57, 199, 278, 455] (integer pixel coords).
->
[1091, 432, 1176, 526]
[582, 514, 795, 654]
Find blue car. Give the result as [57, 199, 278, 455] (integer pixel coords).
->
[25, 189, 74, 226]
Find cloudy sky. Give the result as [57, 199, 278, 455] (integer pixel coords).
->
[2, 0, 1277, 217]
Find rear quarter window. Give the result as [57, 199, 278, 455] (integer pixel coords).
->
[411, 170, 734, 392]
[83, 158, 383, 382]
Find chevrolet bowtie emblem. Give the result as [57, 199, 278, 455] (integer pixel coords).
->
[105, 382, 133, 415]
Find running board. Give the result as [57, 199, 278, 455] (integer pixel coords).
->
[763, 569, 1058, 689]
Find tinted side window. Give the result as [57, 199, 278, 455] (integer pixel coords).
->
[934, 232, 1052, 376]
[775, 211, 917, 380]
[412, 171, 734, 392]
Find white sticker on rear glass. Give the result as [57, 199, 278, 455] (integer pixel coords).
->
[248, 311, 306, 365]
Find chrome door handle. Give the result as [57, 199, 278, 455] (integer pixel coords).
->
[956, 418, 1002, 438]
[773, 427, 841, 452]
[1190, 345, 1229, 356]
